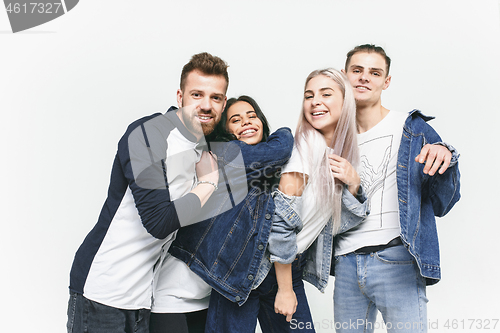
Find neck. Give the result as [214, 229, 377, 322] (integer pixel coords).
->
[323, 131, 334, 146]
[355, 100, 389, 134]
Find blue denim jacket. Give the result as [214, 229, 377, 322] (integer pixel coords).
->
[253, 186, 369, 292]
[169, 128, 294, 305]
[330, 110, 461, 285]
[395, 110, 460, 285]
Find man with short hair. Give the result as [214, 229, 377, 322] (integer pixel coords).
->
[332, 44, 461, 333]
[67, 52, 228, 333]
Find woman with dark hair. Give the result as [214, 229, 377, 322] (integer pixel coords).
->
[213, 95, 271, 143]
[161, 96, 298, 333]
[203, 96, 317, 331]
[165, 78, 368, 332]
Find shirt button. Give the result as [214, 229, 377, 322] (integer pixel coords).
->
[247, 274, 254, 281]
[265, 213, 271, 220]
[258, 244, 264, 250]
[235, 296, 241, 301]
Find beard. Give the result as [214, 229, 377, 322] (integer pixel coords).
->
[200, 119, 217, 136]
[179, 105, 220, 137]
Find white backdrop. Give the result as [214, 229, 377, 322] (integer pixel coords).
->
[1, 1, 499, 332]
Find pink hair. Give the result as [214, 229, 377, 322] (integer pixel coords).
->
[294, 68, 359, 233]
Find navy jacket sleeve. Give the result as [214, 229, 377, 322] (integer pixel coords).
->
[216, 127, 294, 174]
[118, 114, 202, 239]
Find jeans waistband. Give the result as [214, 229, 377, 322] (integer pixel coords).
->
[353, 237, 403, 255]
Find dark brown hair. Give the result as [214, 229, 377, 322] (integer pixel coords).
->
[180, 52, 229, 92]
[345, 44, 391, 76]
[212, 95, 271, 142]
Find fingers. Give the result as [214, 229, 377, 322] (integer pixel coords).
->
[328, 153, 343, 162]
[196, 151, 219, 183]
[208, 151, 218, 170]
[274, 290, 297, 322]
[328, 154, 346, 175]
[274, 306, 297, 322]
[201, 151, 217, 166]
[328, 154, 359, 187]
[416, 144, 453, 176]
[438, 152, 452, 174]
[423, 152, 438, 176]
[415, 144, 430, 164]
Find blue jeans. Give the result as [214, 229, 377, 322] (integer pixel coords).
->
[333, 245, 428, 333]
[205, 253, 315, 333]
[67, 292, 150, 333]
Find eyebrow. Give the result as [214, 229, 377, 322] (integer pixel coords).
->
[350, 65, 385, 73]
[189, 90, 225, 99]
[304, 87, 334, 94]
[228, 110, 256, 121]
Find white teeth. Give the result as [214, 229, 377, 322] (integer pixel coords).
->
[241, 129, 256, 135]
[199, 116, 211, 120]
[357, 86, 368, 90]
[312, 112, 326, 116]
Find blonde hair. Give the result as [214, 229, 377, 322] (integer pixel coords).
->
[295, 68, 358, 233]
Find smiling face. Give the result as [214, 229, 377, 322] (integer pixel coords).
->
[303, 74, 344, 141]
[226, 101, 263, 145]
[177, 69, 227, 138]
[344, 52, 391, 107]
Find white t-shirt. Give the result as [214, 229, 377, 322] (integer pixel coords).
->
[282, 140, 333, 254]
[151, 129, 211, 313]
[335, 110, 407, 255]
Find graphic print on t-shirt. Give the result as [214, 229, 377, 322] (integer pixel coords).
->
[359, 134, 395, 227]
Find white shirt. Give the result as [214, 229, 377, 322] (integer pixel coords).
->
[151, 128, 211, 313]
[335, 110, 407, 255]
[282, 139, 333, 254]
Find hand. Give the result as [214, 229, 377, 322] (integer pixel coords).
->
[196, 151, 219, 185]
[328, 154, 360, 196]
[415, 144, 452, 176]
[274, 288, 297, 322]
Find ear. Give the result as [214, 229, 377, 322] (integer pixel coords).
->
[341, 68, 346, 74]
[176, 89, 183, 108]
[383, 75, 392, 90]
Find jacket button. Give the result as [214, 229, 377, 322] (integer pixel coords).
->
[265, 213, 271, 220]
[235, 296, 241, 301]
[258, 244, 264, 250]
[247, 274, 254, 280]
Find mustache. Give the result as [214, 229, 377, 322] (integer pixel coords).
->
[196, 110, 218, 118]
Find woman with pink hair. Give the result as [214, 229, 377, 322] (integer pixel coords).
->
[270, 68, 368, 325]
[206, 68, 369, 332]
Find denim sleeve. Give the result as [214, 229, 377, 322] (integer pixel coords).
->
[338, 185, 370, 234]
[421, 131, 461, 217]
[426, 157, 461, 217]
[267, 190, 303, 264]
[217, 127, 293, 169]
